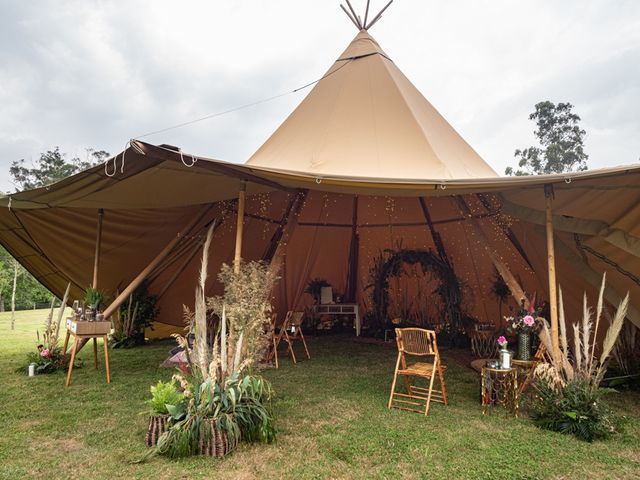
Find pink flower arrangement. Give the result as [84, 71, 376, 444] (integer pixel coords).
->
[40, 348, 50, 358]
[505, 293, 545, 334]
[497, 336, 507, 347]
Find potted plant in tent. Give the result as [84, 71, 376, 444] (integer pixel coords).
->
[531, 274, 629, 442]
[84, 286, 105, 320]
[111, 283, 159, 348]
[145, 379, 184, 447]
[305, 278, 330, 305]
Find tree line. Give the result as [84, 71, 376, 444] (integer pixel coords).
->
[0, 148, 108, 313]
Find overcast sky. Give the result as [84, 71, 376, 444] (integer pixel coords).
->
[1, 0, 639, 192]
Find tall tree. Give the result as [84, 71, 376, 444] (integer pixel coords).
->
[10, 147, 109, 191]
[506, 101, 588, 176]
[3, 147, 108, 312]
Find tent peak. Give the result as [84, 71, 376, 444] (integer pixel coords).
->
[340, 1, 393, 31]
[338, 29, 389, 61]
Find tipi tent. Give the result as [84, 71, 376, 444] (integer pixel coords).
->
[1, 5, 639, 345]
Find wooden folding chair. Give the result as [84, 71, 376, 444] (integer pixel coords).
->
[274, 311, 310, 364]
[388, 328, 448, 416]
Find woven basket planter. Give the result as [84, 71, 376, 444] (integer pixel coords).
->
[198, 419, 238, 458]
[145, 415, 170, 447]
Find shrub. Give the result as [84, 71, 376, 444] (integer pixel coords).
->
[111, 283, 159, 348]
[530, 375, 622, 442]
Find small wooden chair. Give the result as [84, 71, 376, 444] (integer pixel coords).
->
[274, 311, 310, 364]
[388, 328, 448, 416]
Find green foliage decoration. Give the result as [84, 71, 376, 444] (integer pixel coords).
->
[146, 380, 185, 417]
[530, 377, 623, 442]
[367, 248, 463, 332]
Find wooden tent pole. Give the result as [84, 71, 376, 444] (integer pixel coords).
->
[419, 197, 450, 265]
[346, 196, 360, 302]
[92, 209, 104, 289]
[545, 185, 561, 361]
[234, 183, 247, 274]
[102, 205, 212, 320]
[454, 196, 528, 308]
[267, 191, 307, 278]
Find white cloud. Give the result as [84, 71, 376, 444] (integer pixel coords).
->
[1, 0, 639, 191]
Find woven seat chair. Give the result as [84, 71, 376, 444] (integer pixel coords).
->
[273, 311, 310, 365]
[388, 328, 448, 415]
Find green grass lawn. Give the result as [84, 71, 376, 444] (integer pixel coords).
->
[1, 310, 639, 480]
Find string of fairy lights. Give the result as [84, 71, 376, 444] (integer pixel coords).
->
[211, 188, 540, 324]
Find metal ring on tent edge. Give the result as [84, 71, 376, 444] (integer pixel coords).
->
[564, 177, 572, 184]
[315, 177, 323, 184]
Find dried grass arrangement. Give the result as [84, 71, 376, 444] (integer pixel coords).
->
[143, 222, 277, 461]
[531, 274, 629, 441]
[19, 283, 73, 374]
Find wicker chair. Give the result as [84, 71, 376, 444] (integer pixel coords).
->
[388, 328, 449, 415]
[274, 311, 310, 364]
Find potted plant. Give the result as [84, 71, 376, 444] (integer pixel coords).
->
[111, 283, 159, 348]
[145, 379, 184, 447]
[84, 286, 105, 320]
[305, 278, 330, 304]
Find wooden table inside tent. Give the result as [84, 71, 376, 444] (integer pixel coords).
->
[311, 303, 361, 336]
[63, 318, 111, 387]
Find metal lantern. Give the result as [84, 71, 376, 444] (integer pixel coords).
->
[499, 348, 513, 369]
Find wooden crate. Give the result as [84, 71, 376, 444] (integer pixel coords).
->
[69, 320, 111, 335]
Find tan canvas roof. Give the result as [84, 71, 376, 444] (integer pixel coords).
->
[1, 141, 639, 336]
[246, 30, 497, 179]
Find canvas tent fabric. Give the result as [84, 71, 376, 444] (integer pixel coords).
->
[1, 141, 639, 337]
[1, 29, 639, 338]
[247, 31, 498, 180]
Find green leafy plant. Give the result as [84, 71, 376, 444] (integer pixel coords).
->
[147, 380, 185, 417]
[530, 274, 628, 441]
[84, 286, 105, 311]
[112, 283, 159, 348]
[531, 377, 622, 442]
[22, 346, 72, 374]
